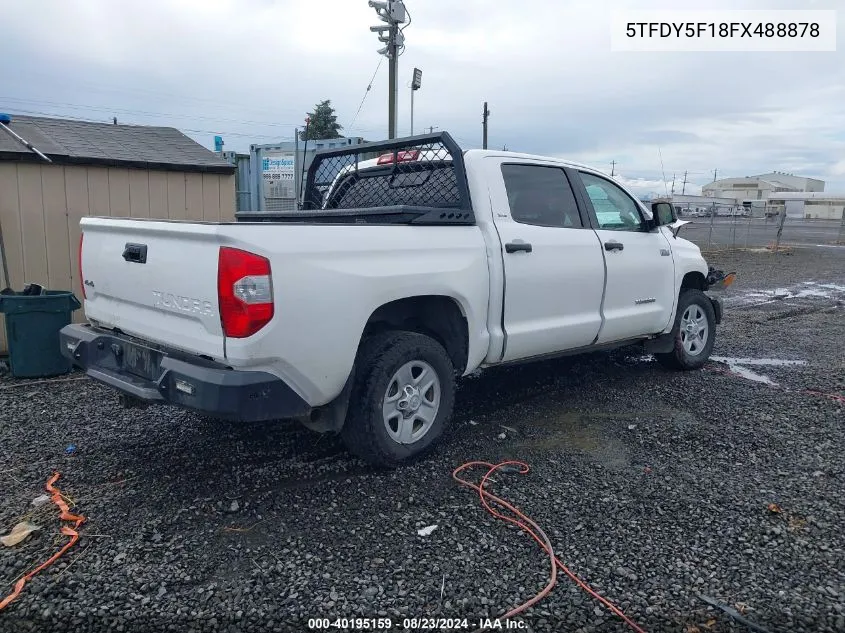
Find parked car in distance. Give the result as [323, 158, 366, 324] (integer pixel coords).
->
[61, 133, 729, 467]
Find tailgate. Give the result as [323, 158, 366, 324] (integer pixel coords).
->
[80, 217, 225, 358]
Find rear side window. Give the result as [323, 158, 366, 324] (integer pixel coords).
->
[501, 164, 583, 228]
[325, 164, 460, 210]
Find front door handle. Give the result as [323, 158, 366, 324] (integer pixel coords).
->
[604, 241, 624, 252]
[505, 242, 533, 254]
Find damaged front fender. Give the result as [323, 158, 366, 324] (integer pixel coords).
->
[706, 266, 737, 292]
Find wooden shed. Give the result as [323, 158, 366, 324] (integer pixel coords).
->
[0, 114, 237, 354]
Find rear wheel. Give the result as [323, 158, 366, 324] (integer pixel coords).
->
[655, 289, 716, 370]
[341, 331, 455, 468]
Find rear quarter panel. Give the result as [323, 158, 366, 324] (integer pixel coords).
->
[222, 224, 491, 407]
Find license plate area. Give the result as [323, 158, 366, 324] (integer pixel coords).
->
[123, 342, 163, 382]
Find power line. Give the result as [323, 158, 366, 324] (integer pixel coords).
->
[0, 95, 302, 130]
[4, 98, 392, 141]
[1, 107, 294, 141]
[349, 57, 384, 131]
[1, 71, 310, 119]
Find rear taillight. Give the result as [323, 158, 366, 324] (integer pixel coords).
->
[78, 233, 86, 300]
[376, 150, 420, 165]
[217, 247, 274, 338]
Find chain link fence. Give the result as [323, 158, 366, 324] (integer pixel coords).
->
[676, 202, 845, 251]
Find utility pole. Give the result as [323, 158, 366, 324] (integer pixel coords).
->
[388, 22, 397, 138]
[427, 126, 437, 134]
[681, 171, 688, 195]
[410, 68, 422, 135]
[610, 160, 616, 177]
[671, 173, 676, 197]
[713, 169, 718, 182]
[369, 0, 407, 139]
[482, 102, 490, 150]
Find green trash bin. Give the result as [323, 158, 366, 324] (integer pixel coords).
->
[0, 291, 82, 378]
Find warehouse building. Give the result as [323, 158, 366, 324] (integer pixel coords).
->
[0, 113, 237, 353]
[766, 192, 845, 220]
[702, 171, 825, 202]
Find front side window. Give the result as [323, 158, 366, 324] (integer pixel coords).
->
[501, 164, 582, 228]
[579, 172, 645, 231]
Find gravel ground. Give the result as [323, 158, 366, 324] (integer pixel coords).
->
[1, 246, 843, 633]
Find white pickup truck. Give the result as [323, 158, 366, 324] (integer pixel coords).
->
[61, 133, 731, 467]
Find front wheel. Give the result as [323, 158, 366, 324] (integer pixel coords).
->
[341, 331, 455, 468]
[655, 289, 717, 370]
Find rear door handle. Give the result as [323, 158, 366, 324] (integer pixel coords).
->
[604, 241, 624, 252]
[505, 242, 533, 254]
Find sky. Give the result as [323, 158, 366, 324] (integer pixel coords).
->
[0, 0, 843, 198]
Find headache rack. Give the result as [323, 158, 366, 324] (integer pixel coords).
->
[236, 132, 474, 225]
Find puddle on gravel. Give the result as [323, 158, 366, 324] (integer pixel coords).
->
[726, 281, 845, 307]
[518, 410, 632, 470]
[710, 357, 807, 387]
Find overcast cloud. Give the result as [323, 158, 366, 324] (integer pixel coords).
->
[1, 0, 843, 196]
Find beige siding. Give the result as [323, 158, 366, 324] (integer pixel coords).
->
[108, 168, 131, 218]
[0, 164, 24, 353]
[202, 173, 221, 221]
[167, 172, 186, 220]
[0, 164, 24, 288]
[0, 163, 234, 353]
[148, 171, 168, 218]
[17, 164, 49, 286]
[87, 168, 110, 217]
[185, 173, 204, 221]
[42, 166, 71, 290]
[65, 166, 89, 325]
[128, 170, 150, 218]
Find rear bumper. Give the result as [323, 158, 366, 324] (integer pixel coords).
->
[59, 324, 311, 422]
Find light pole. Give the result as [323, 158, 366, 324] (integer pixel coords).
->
[410, 68, 422, 135]
[369, 0, 407, 139]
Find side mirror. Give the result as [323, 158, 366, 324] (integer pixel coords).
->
[651, 202, 676, 227]
[651, 202, 688, 238]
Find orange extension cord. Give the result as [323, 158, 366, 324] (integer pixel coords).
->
[0, 473, 85, 611]
[453, 461, 647, 633]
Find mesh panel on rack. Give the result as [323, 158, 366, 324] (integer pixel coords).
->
[301, 134, 472, 224]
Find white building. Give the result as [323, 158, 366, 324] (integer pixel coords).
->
[702, 171, 825, 203]
[766, 192, 845, 220]
[659, 194, 742, 216]
[752, 172, 825, 193]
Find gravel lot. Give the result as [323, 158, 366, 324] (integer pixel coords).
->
[1, 245, 843, 633]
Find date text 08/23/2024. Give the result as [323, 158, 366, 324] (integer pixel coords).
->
[307, 617, 528, 630]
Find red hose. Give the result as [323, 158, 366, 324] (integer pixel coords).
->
[0, 473, 85, 610]
[453, 461, 647, 633]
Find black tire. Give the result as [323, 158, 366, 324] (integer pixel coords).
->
[655, 289, 717, 371]
[341, 331, 456, 468]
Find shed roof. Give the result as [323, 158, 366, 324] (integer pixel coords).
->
[0, 114, 234, 174]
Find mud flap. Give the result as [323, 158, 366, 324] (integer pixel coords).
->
[296, 366, 356, 434]
[644, 333, 675, 354]
[709, 294, 724, 325]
